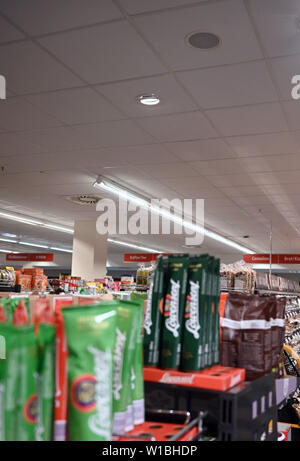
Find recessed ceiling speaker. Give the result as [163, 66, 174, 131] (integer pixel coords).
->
[186, 31, 221, 49]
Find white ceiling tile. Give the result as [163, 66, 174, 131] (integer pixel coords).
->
[208, 173, 256, 187]
[264, 183, 300, 194]
[137, 111, 217, 142]
[0, 97, 62, 131]
[248, 0, 300, 57]
[160, 176, 212, 190]
[0, 132, 48, 156]
[134, 0, 262, 71]
[226, 132, 299, 156]
[20, 126, 86, 151]
[238, 153, 300, 172]
[177, 61, 278, 108]
[269, 54, 300, 100]
[164, 138, 234, 161]
[71, 144, 179, 168]
[190, 158, 247, 176]
[282, 101, 300, 131]
[0, 15, 25, 43]
[0, 41, 83, 94]
[254, 170, 300, 185]
[0, 169, 92, 187]
[134, 162, 199, 179]
[119, 0, 206, 15]
[26, 87, 124, 124]
[97, 74, 196, 117]
[73, 120, 155, 148]
[0, 152, 84, 174]
[39, 21, 166, 84]
[206, 103, 289, 136]
[219, 185, 267, 197]
[0, 0, 123, 35]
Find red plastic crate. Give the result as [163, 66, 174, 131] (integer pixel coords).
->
[117, 421, 198, 441]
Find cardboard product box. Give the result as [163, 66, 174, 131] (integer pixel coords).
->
[23, 268, 44, 276]
[32, 275, 48, 291]
[16, 273, 32, 292]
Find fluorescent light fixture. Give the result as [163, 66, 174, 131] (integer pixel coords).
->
[0, 249, 10, 253]
[0, 209, 74, 234]
[19, 241, 49, 249]
[0, 238, 17, 243]
[138, 94, 160, 106]
[2, 233, 17, 238]
[43, 224, 74, 234]
[0, 211, 43, 226]
[98, 179, 255, 254]
[50, 247, 73, 253]
[107, 238, 160, 253]
[95, 180, 150, 209]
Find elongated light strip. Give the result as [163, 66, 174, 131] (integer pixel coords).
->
[43, 224, 74, 234]
[19, 241, 49, 249]
[0, 211, 43, 226]
[50, 246, 73, 253]
[0, 210, 73, 234]
[95, 180, 255, 254]
[0, 238, 18, 243]
[107, 238, 161, 254]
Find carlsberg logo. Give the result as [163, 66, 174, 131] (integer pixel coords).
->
[87, 346, 112, 440]
[166, 279, 180, 338]
[144, 281, 153, 335]
[186, 281, 200, 339]
[113, 328, 126, 400]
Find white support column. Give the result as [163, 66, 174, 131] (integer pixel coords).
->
[71, 220, 107, 280]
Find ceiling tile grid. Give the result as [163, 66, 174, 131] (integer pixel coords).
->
[0, 0, 300, 256]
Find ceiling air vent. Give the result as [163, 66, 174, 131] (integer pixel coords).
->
[65, 194, 101, 206]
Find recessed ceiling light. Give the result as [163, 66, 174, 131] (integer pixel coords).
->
[138, 94, 160, 106]
[185, 31, 220, 49]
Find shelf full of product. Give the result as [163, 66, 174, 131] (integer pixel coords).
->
[220, 260, 300, 294]
[0, 252, 298, 441]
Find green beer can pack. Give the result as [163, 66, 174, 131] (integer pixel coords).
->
[62, 304, 117, 441]
[112, 300, 141, 435]
[160, 254, 189, 369]
[212, 258, 220, 365]
[143, 255, 165, 366]
[181, 255, 208, 371]
[36, 324, 55, 441]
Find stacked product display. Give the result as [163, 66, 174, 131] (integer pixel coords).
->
[220, 292, 286, 380]
[220, 261, 255, 293]
[220, 261, 300, 294]
[144, 253, 220, 371]
[0, 294, 144, 441]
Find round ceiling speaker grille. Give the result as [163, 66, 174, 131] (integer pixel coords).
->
[186, 31, 220, 49]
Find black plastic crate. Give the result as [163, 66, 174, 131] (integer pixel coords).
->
[145, 373, 277, 441]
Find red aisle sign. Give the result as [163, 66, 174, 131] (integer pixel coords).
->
[124, 253, 170, 262]
[6, 253, 54, 262]
[244, 254, 300, 264]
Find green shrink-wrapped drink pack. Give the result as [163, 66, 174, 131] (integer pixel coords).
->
[160, 254, 189, 369]
[143, 256, 166, 366]
[112, 300, 142, 435]
[181, 254, 209, 371]
[62, 304, 117, 441]
[36, 324, 55, 441]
